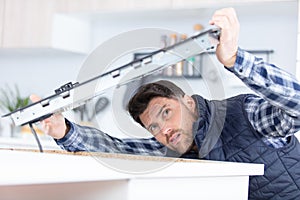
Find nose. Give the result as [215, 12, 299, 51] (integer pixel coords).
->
[161, 125, 173, 136]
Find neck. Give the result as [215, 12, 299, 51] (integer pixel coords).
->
[192, 142, 198, 152]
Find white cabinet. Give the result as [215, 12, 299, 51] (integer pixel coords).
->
[128, 0, 172, 10]
[172, 0, 295, 8]
[62, 0, 130, 12]
[63, 0, 172, 11]
[2, 0, 64, 48]
[0, 0, 297, 53]
[1, 0, 128, 51]
[0, 0, 4, 47]
[0, 0, 172, 52]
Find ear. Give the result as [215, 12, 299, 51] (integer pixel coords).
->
[182, 95, 195, 110]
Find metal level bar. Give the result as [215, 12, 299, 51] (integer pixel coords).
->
[3, 27, 220, 126]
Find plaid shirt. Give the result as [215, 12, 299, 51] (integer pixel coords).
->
[56, 48, 300, 152]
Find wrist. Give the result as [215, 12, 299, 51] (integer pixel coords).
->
[64, 119, 71, 136]
[223, 54, 237, 68]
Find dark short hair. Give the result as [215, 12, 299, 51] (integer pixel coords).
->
[127, 80, 185, 127]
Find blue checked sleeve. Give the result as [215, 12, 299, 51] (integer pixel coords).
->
[228, 48, 300, 141]
[55, 119, 167, 156]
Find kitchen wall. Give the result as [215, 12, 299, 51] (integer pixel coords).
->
[0, 2, 298, 138]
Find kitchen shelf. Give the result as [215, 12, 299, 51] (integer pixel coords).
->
[134, 49, 274, 79]
[204, 49, 274, 62]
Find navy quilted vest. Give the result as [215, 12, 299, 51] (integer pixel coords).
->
[190, 94, 300, 200]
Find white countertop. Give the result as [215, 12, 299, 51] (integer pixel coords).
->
[0, 150, 264, 186]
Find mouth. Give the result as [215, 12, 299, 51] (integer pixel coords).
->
[169, 132, 181, 146]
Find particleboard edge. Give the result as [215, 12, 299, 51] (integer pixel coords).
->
[0, 148, 212, 163]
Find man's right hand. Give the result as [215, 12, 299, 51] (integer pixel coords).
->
[30, 94, 69, 139]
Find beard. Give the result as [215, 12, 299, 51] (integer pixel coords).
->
[166, 129, 195, 155]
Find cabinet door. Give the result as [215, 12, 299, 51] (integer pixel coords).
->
[63, 0, 130, 13]
[63, 0, 172, 13]
[2, 0, 132, 48]
[128, 0, 172, 10]
[0, 0, 4, 47]
[2, 0, 60, 48]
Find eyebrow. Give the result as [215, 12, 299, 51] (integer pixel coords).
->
[156, 104, 167, 118]
[146, 104, 167, 131]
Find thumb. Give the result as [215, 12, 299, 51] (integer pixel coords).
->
[30, 94, 42, 103]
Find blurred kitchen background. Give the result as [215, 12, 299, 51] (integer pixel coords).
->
[0, 0, 299, 149]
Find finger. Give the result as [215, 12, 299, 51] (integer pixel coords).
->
[30, 94, 41, 103]
[52, 112, 63, 118]
[210, 16, 229, 29]
[43, 123, 50, 135]
[41, 120, 47, 129]
[209, 8, 238, 27]
[43, 117, 51, 123]
[215, 8, 237, 20]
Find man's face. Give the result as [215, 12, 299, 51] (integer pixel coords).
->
[139, 96, 197, 155]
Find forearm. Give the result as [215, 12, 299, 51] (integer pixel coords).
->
[55, 120, 166, 156]
[229, 48, 300, 117]
[54, 120, 109, 152]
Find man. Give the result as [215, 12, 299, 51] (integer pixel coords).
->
[31, 8, 300, 199]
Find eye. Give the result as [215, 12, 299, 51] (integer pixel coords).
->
[149, 124, 159, 134]
[162, 109, 170, 119]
